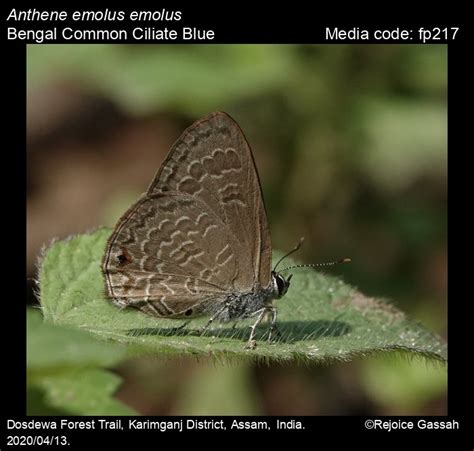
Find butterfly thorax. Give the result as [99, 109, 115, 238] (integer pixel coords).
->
[208, 284, 277, 323]
[205, 271, 290, 323]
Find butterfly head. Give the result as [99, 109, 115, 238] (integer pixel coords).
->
[272, 271, 292, 299]
[271, 237, 351, 300]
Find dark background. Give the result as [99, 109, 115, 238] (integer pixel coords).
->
[26, 44, 447, 415]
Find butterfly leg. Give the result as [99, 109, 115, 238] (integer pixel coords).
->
[267, 308, 281, 342]
[245, 308, 267, 350]
[200, 303, 229, 336]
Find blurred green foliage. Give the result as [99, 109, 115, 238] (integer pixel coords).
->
[173, 364, 261, 415]
[360, 354, 447, 414]
[27, 309, 135, 415]
[27, 44, 446, 414]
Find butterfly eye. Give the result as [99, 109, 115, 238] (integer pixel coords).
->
[275, 274, 289, 297]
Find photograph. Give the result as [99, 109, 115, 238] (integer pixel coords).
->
[26, 43, 447, 416]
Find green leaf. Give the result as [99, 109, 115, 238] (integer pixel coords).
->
[38, 228, 447, 364]
[29, 368, 135, 416]
[28, 309, 126, 370]
[27, 309, 135, 415]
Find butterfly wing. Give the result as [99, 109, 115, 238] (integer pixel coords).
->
[147, 112, 272, 289]
[104, 193, 242, 317]
[103, 112, 272, 317]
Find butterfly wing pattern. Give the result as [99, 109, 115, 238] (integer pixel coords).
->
[103, 113, 280, 347]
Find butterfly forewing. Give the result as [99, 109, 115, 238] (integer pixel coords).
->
[147, 112, 272, 288]
[103, 112, 272, 318]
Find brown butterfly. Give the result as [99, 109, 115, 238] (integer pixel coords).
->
[102, 112, 347, 348]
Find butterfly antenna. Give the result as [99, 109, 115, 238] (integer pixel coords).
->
[279, 257, 351, 273]
[273, 237, 305, 272]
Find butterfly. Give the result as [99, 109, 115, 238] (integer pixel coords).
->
[102, 112, 341, 349]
